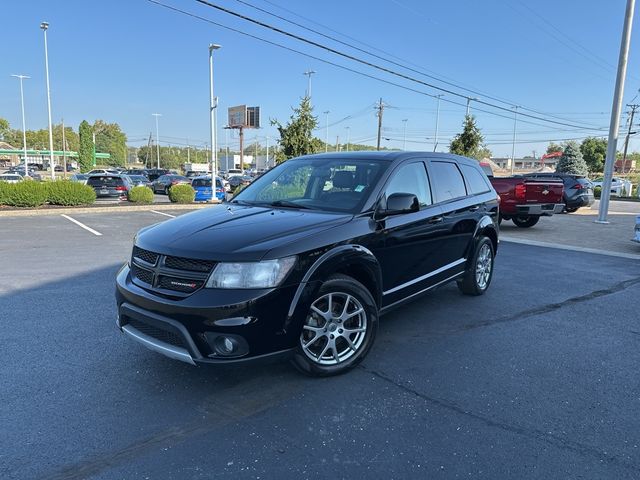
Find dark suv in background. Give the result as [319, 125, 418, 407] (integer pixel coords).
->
[116, 152, 499, 376]
[523, 172, 594, 212]
[87, 174, 132, 200]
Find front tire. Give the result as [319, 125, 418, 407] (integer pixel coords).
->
[512, 216, 540, 228]
[291, 274, 378, 377]
[457, 236, 494, 296]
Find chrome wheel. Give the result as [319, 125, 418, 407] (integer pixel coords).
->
[300, 292, 367, 366]
[475, 243, 492, 290]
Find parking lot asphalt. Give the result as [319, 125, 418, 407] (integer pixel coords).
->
[1, 208, 640, 479]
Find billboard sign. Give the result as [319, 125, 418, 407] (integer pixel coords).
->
[228, 105, 247, 128]
[228, 105, 260, 128]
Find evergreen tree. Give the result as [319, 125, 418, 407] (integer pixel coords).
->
[556, 141, 588, 176]
[271, 96, 318, 163]
[78, 120, 94, 172]
[449, 115, 490, 160]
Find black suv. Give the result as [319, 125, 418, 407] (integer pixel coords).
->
[116, 152, 499, 376]
[522, 172, 594, 212]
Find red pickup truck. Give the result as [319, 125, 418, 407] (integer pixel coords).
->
[480, 163, 565, 228]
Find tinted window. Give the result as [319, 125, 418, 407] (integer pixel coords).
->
[87, 176, 123, 187]
[156, 175, 167, 182]
[430, 162, 467, 202]
[385, 162, 432, 207]
[192, 178, 212, 187]
[460, 164, 491, 194]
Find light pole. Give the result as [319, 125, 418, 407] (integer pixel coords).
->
[465, 97, 477, 117]
[323, 110, 330, 152]
[11, 75, 30, 177]
[266, 136, 270, 169]
[209, 43, 221, 201]
[40, 21, 55, 179]
[598, 0, 636, 223]
[402, 119, 408, 151]
[345, 126, 350, 152]
[434, 94, 443, 152]
[303, 70, 316, 98]
[510, 106, 519, 175]
[152, 113, 161, 168]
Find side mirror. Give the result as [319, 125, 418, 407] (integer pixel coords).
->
[376, 192, 419, 218]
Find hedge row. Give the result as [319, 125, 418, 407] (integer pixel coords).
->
[0, 180, 96, 207]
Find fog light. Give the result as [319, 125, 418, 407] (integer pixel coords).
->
[204, 332, 250, 358]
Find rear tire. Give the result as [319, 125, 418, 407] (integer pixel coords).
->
[512, 216, 540, 228]
[291, 274, 378, 377]
[457, 237, 494, 296]
[564, 206, 578, 213]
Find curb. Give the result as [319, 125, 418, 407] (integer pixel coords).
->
[0, 202, 217, 217]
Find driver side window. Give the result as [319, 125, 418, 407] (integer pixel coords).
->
[385, 162, 432, 208]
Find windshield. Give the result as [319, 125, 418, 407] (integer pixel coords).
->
[233, 157, 387, 213]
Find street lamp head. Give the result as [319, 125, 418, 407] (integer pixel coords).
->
[209, 43, 221, 51]
[40, 22, 49, 30]
[11, 74, 31, 80]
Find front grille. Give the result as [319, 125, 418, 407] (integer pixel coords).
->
[165, 255, 215, 272]
[157, 275, 204, 293]
[133, 246, 158, 266]
[130, 245, 214, 296]
[131, 263, 154, 285]
[127, 319, 186, 348]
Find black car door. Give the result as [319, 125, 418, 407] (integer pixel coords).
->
[428, 160, 481, 266]
[369, 160, 450, 307]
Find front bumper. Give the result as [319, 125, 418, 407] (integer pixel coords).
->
[515, 203, 565, 216]
[115, 264, 312, 365]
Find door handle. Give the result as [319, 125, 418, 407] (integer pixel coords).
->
[468, 205, 480, 212]
[428, 216, 443, 224]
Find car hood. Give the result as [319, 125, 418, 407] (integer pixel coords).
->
[136, 204, 352, 262]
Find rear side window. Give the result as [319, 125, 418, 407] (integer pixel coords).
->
[430, 162, 467, 202]
[192, 178, 212, 187]
[460, 164, 491, 194]
[385, 162, 432, 207]
[87, 176, 122, 187]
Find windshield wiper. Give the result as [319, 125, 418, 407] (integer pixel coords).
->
[269, 200, 313, 210]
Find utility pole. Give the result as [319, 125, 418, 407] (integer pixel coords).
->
[434, 94, 443, 152]
[266, 136, 270, 168]
[209, 43, 221, 192]
[145, 132, 152, 168]
[402, 119, 408, 151]
[187, 138, 190, 163]
[152, 113, 161, 169]
[323, 110, 330, 152]
[303, 69, 316, 98]
[335, 135, 339, 152]
[346, 126, 350, 152]
[510, 106, 519, 175]
[10, 74, 29, 177]
[621, 103, 639, 173]
[598, 0, 636, 224]
[61, 118, 67, 178]
[376, 98, 384, 151]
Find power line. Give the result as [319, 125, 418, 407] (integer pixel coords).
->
[191, 0, 604, 130]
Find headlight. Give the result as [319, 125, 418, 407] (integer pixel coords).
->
[205, 256, 296, 289]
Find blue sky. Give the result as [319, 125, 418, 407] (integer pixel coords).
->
[1, 0, 639, 157]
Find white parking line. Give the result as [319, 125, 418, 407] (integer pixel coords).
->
[150, 210, 176, 218]
[60, 214, 103, 236]
[501, 236, 640, 260]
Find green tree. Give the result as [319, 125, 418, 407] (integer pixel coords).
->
[78, 120, 94, 172]
[580, 137, 607, 173]
[556, 141, 588, 176]
[271, 96, 318, 163]
[0, 118, 10, 141]
[449, 115, 488, 160]
[546, 142, 564, 155]
[93, 120, 127, 166]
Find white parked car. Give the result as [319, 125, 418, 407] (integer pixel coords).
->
[591, 177, 628, 197]
[0, 174, 23, 183]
